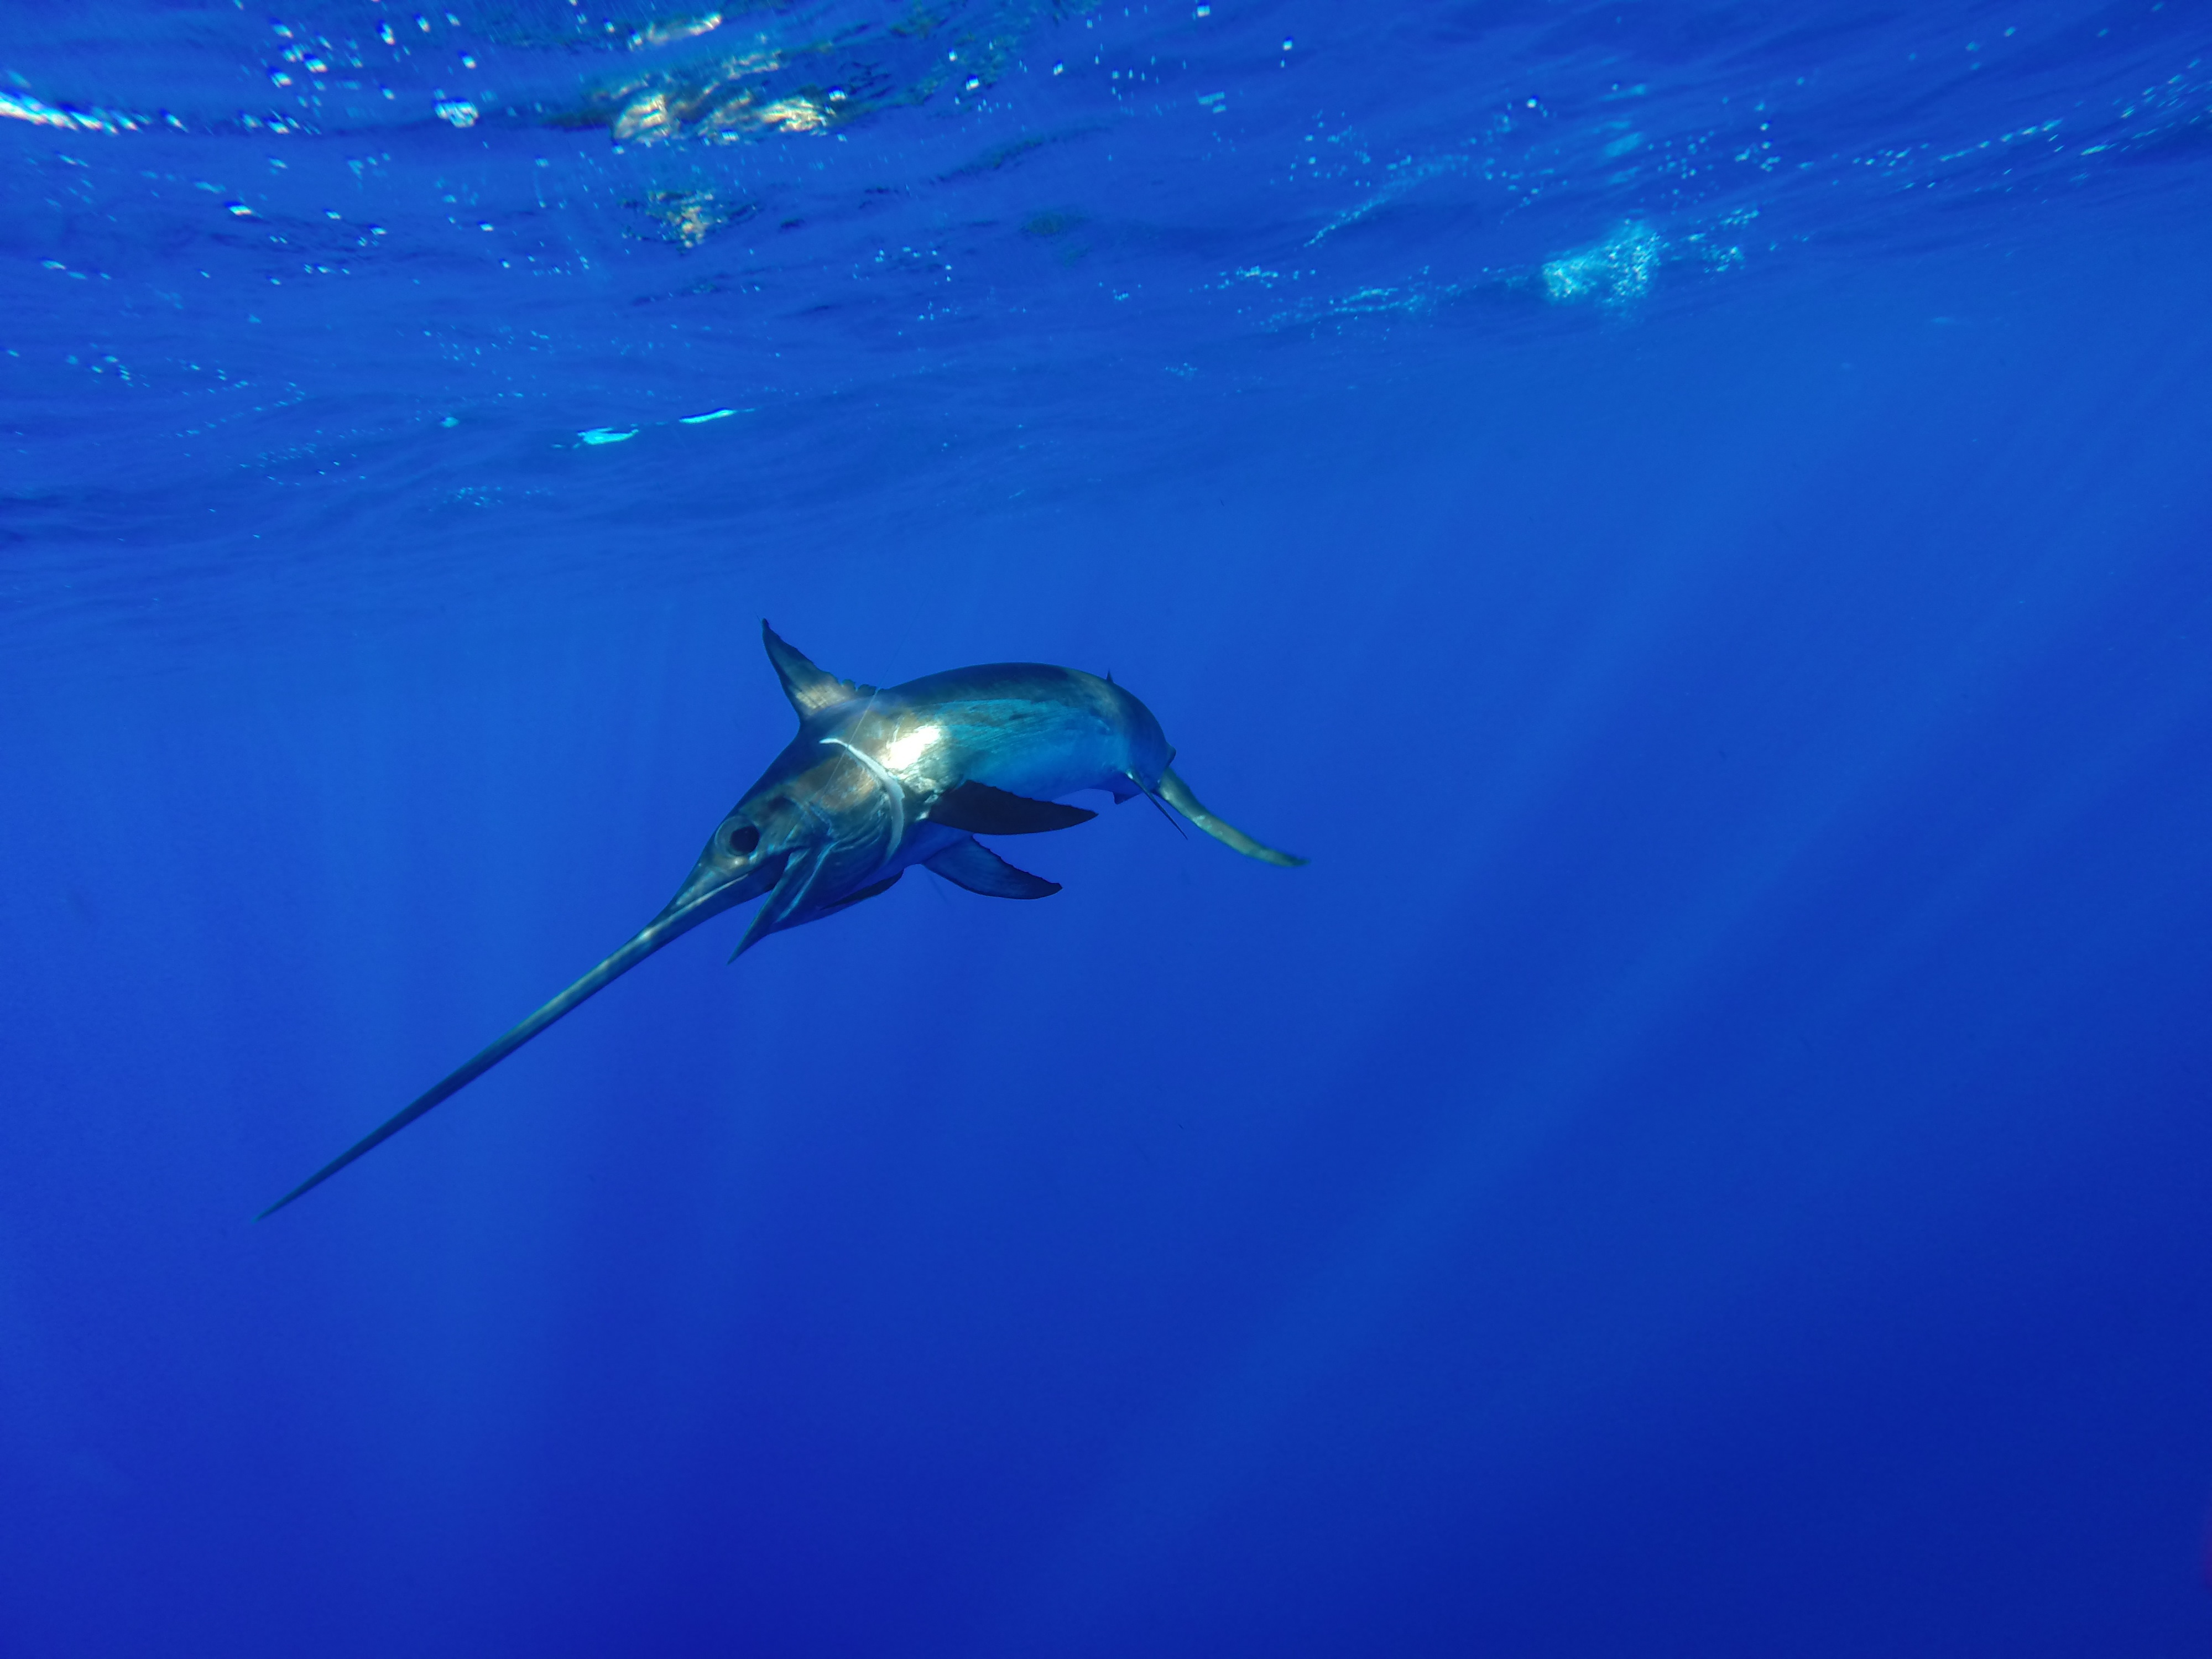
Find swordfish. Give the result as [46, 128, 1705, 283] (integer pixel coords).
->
[259, 623, 1302, 1217]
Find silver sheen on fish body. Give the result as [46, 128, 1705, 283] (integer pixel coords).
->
[259, 623, 1303, 1217]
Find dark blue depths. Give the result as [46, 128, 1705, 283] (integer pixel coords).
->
[3, 3, 2212, 1655]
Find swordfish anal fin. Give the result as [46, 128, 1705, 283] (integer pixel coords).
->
[925, 836, 1062, 899]
[761, 620, 872, 718]
[1157, 766, 1306, 867]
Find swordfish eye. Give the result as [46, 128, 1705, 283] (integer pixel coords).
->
[724, 823, 761, 858]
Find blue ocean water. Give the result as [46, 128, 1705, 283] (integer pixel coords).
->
[4, 1, 2212, 1651]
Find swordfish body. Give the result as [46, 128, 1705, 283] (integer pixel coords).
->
[258, 624, 1302, 1217]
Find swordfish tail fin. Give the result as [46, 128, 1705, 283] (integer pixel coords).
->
[1157, 766, 1306, 867]
[256, 898, 722, 1219]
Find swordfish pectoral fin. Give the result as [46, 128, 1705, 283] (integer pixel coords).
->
[728, 848, 823, 961]
[822, 869, 904, 913]
[928, 780, 1097, 836]
[1157, 766, 1307, 867]
[925, 836, 1062, 899]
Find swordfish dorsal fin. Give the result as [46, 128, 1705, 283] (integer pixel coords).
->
[761, 621, 872, 718]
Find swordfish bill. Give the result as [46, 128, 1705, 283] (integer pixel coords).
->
[258, 622, 1302, 1217]
[255, 875, 753, 1219]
